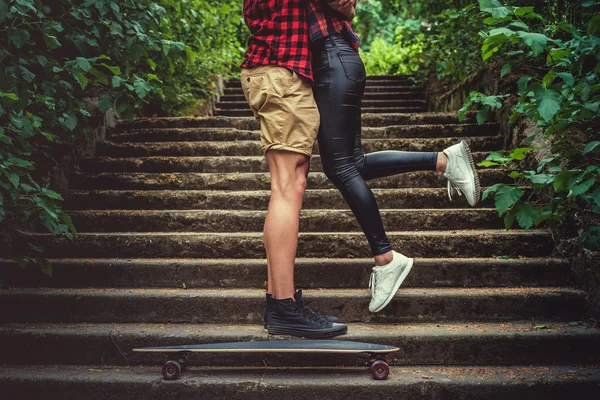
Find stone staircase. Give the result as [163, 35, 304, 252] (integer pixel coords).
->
[1, 76, 599, 398]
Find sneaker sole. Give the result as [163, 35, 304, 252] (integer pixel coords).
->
[267, 325, 348, 339]
[370, 258, 414, 313]
[460, 140, 481, 206]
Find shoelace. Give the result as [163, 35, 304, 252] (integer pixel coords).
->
[446, 180, 463, 201]
[368, 272, 375, 296]
[296, 303, 328, 324]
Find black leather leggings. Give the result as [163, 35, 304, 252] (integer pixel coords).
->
[312, 34, 438, 256]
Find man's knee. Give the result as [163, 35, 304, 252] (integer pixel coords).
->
[267, 151, 309, 200]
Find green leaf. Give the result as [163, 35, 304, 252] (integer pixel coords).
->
[99, 63, 121, 75]
[43, 33, 61, 50]
[529, 174, 554, 185]
[584, 141, 600, 154]
[34, 257, 52, 278]
[534, 88, 561, 122]
[34, 196, 59, 219]
[64, 113, 77, 131]
[8, 28, 31, 48]
[557, 72, 574, 88]
[500, 63, 512, 77]
[570, 177, 596, 197]
[12, 257, 28, 268]
[29, 243, 44, 253]
[73, 71, 88, 90]
[504, 207, 517, 230]
[479, 0, 510, 18]
[478, 160, 500, 167]
[517, 76, 532, 95]
[98, 94, 114, 112]
[509, 147, 534, 161]
[89, 68, 108, 85]
[514, 203, 539, 229]
[0, 1, 8, 23]
[554, 170, 580, 192]
[508, 171, 521, 179]
[494, 185, 524, 215]
[588, 15, 600, 36]
[42, 189, 63, 201]
[59, 212, 78, 238]
[482, 183, 503, 201]
[517, 31, 549, 56]
[0, 92, 19, 101]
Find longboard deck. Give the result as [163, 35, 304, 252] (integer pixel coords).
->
[133, 340, 399, 354]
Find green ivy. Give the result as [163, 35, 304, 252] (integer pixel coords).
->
[0, 0, 246, 275]
[463, 0, 600, 249]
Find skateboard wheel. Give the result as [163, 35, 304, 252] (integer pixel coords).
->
[162, 360, 182, 380]
[370, 360, 389, 380]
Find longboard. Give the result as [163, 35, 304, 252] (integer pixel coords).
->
[133, 340, 399, 380]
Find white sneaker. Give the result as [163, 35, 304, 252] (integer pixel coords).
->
[368, 251, 414, 313]
[443, 140, 481, 206]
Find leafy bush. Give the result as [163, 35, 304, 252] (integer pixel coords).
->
[147, 1, 247, 116]
[362, 25, 425, 76]
[461, 0, 600, 249]
[0, 0, 247, 275]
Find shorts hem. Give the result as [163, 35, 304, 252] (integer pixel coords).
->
[262, 143, 312, 157]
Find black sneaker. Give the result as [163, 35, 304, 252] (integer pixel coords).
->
[266, 291, 347, 339]
[264, 291, 339, 328]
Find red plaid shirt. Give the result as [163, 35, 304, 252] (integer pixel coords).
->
[241, 0, 313, 82]
[307, 0, 360, 50]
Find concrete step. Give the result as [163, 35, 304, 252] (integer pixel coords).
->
[217, 99, 428, 110]
[108, 124, 499, 143]
[0, 258, 571, 289]
[80, 152, 492, 173]
[1, 321, 598, 366]
[2, 365, 599, 400]
[5, 230, 553, 259]
[96, 136, 503, 157]
[215, 107, 428, 117]
[220, 91, 426, 102]
[0, 287, 585, 324]
[62, 209, 504, 232]
[114, 113, 479, 131]
[225, 77, 417, 88]
[63, 188, 489, 210]
[70, 169, 509, 191]
[224, 85, 423, 95]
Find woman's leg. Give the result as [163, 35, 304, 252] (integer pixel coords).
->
[312, 35, 439, 259]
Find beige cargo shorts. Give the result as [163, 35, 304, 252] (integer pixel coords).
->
[240, 65, 320, 157]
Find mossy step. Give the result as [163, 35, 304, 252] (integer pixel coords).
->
[64, 209, 503, 232]
[1, 321, 597, 366]
[2, 365, 599, 400]
[0, 257, 571, 289]
[63, 188, 486, 210]
[114, 113, 479, 130]
[80, 152, 491, 173]
[220, 91, 426, 102]
[223, 85, 423, 94]
[108, 123, 499, 143]
[0, 287, 583, 323]
[97, 136, 503, 157]
[6, 230, 553, 259]
[217, 99, 427, 109]
[71, 169, 509, 191]
[215, 107, 428, 117]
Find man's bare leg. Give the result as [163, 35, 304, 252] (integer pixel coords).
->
[264, 150, 310, 300]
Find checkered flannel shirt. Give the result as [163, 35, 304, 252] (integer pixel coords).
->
[241, 0, 313, 82]
[307, 0, 360, 50]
